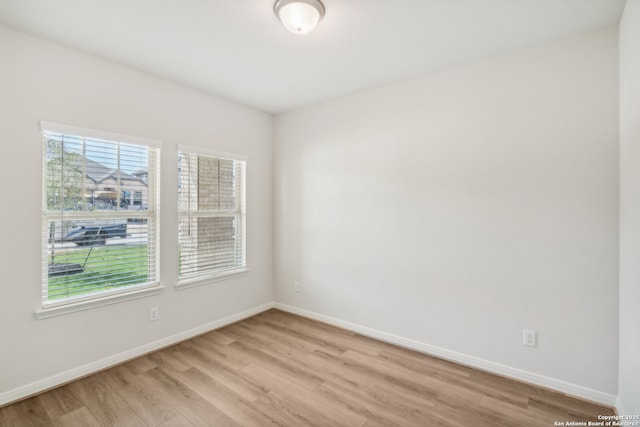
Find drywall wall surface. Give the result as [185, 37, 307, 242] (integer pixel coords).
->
[0, 25, 273, 398]
[274, 29, 619, 395]
[618, 0, 640, 416]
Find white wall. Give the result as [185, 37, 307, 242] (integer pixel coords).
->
[0, 25, 273, 401]
[274, 28, 619, 399]
[618, 0, 640, 416]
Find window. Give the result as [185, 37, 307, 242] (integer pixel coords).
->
[177, 147, 246, 286]
[41, 122, 160, 311]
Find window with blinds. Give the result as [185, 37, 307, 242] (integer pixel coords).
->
[41, 123, 160, 309]
[178, 148, 246, 284]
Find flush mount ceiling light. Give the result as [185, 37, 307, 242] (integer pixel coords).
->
[274, 0, 325, 35]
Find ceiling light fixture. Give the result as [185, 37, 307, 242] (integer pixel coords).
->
[274, 0, 325, 35]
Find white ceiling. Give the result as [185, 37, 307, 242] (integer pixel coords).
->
[0, 0, 626, 113]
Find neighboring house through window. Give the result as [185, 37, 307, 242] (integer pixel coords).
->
[177, 146, 247, 287]
[41, 122, 161, 313]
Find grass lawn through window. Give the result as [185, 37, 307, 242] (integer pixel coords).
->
[48, 244, 149, 301]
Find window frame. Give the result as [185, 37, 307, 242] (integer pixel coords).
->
[38, 121, 162, 318]
[176, 145, 248, 290]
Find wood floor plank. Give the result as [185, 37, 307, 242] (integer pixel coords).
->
[226, 320, 319, 361]
[170, 366, 280, 427]
[172, 341, 266, 401]
[308, 346, 470, 417]
[430, 399, 512, 427]
[532, 387, 613, 418]
[435, 382, 483, 408]
[52, 406, 101, 427]
[90, 364, 139, 392]
[136, 367, 241, 427]
[286, 322, 354, 353]
[156, 414, 196, 427]
[226, 338, 324, 391]
[314, 379, 427, 427]
[324, 348, 443, 403]
[377, 349, 472, 380]
[362, 417, 403, 427]
[477, 395, 548, 427]
[377, 349, 532, 409]
[526, 395, 608, 423]
[248, 315, 367, 357]
[189, 335, 250, 371]
[243, 317, 321, 353]
[262, 319, 347, 356]
[146, 347, 191, 372]
[2, 395, 52, 427]
[122, 355, 157, 375]
[226, 323, 316, 368]
[249, 395, 310, 427]
[2, 309, 615, 427]
[115, 372, 178, 427]
[467, 369, 553, 406]
[199, 330, 236, 346]
[35, 385, 83, 421]
[66, 375, 146, 427]
[303, 349, 385, 390]
[209, 336, 323, 392]
[256, 309, 296, 326]
[242, 364, 367, 427]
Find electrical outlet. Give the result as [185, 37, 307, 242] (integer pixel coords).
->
[523, 330, 536, 347]
[294, 281, 300, 293]
[150, 306, 159, 321]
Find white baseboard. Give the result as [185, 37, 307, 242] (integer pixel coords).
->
[0, 302, 274, 407]
[274, 303, 617, 407]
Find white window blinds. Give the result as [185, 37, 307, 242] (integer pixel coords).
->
[41, 123, 160, 308]
[178, 148, 246, 283]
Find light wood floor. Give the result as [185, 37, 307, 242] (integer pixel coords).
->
[1, 309, 614, 426]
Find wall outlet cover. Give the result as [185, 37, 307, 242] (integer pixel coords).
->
[523, 330, 537, 347]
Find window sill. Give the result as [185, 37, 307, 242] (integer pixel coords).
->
[175, 269, 250, 291]
[35, 285, 165, 319]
